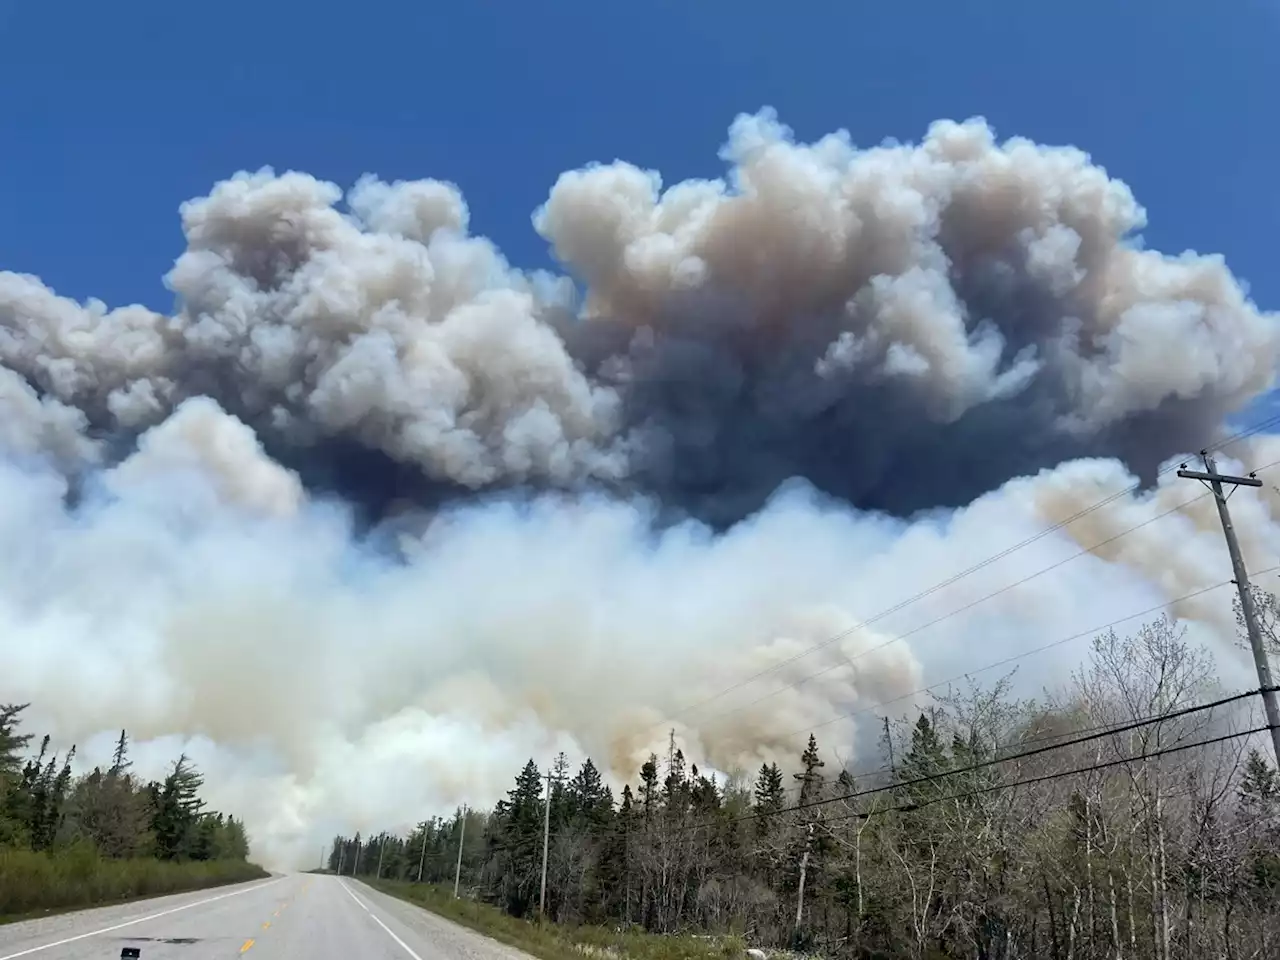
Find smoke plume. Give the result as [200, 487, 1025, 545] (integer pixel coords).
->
[1, 109, 1277, 868]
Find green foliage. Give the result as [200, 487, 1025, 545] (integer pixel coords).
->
[0, 846, 267, 919]
[0, 702, 262, 917]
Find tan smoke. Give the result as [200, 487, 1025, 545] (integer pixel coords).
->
[0, 110, 1276, 870]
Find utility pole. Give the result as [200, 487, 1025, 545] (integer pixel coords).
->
[1180, 451, 1280, 768]
[882, 717, 896, 776]
[417, 822, 429, 883]
[375, 833, 386, 879]
[795, 821, 815, 929]
[453, 807, 468, 898]
[538, 770, 563, 921]
[353, 838, 362, 876]
[336, 841, 345, 877]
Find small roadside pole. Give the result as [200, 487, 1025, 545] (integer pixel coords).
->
[538, 770, 564, 921]
[417, 821, 429, 882]
[454, 807, 468, 898]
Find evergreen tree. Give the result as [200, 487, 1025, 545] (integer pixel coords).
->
[488, 759, 545, 916]
[0, 703, 32, 783]
[1237, 748, 1280, 898]
[753, 762, 785, 839]
[151, 755, 207, 860]
[795, 734, 825, 807]
[109, 730, 132, 777]
[637, 755, 659, 820]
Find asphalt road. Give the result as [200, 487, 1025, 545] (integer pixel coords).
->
[0, 874, 536, 960]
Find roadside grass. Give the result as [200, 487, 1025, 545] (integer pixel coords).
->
[369, 880, 746, 960]
[0, 846, 269, 922]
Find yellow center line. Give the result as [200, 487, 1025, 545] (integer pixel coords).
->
[262, 921, 271, 930]
[240, 938, 255, 953]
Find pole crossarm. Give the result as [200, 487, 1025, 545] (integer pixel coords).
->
[1177, 468, 1262, 487]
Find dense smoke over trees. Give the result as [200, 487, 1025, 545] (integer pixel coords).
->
[333, 615, 1280, 960]
[1, 108, 1279, 869]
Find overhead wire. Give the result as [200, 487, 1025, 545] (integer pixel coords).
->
[345, 686, 1276, 857]
[684, 454, 1280, 740]
[654, 685, 1276, 839]
[774, 565, 1280, 743]
[653, 412, 1280, 732]
[342, 416, 1280, 862]
[811, 725, 1273, 829]
[707, 489, 1215, 729]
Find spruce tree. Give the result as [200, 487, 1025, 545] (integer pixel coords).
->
[753, 762, 785, 839]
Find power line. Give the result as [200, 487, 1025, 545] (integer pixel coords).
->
[664, 687, 1274, 839]
[817, 725, 1273, 828]
[774, 567, 1280, 743]
[655, 415, 1280, 731]
[351, 720, 1274, 874]
[706, 489, 1218, 729]
[779, 686, 1271, 821]
[393, 684, 1277, 855]
[789, 697, 1244, 791]
[684, 453, 1280, 736]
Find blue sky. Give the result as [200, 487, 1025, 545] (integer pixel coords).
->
[1, 0, 1277, 413]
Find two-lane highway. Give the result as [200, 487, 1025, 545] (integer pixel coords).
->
[0, 874, 534, 960]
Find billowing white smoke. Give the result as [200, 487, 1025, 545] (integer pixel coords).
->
[0, 110, 1278, 869]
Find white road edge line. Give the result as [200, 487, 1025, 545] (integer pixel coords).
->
[339, 879, 426, 960]
[0, 876, 286, 960]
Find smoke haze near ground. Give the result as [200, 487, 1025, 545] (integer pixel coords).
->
[1, 110, 1278, 868]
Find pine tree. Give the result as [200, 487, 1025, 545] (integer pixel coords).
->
[600, 784, 636, 922]
[490, 759, 545, 916]
[753, 762, 785, 839]
[1237, 748, 1280, 899]
[638, 755, 660, 820]
[109, 730, 132, 777]
[152, 755, 206, 860]
[900, 713, 949, 803]
[1239, 748, 1278, 811]
[0, 703, 32, 782]
[569, 758, 612, 828]
[795, 734, 826, 807]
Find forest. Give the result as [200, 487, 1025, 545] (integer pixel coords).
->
[332, 613, 1280, 960]
[0, 702, 264, 915]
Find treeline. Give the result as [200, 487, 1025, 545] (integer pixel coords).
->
[333, 616, 1280, 960]
[0, 703, 264, 915]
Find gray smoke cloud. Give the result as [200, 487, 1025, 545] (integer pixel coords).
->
[2, 111, 1274, 521]
[0, 110, 1277, 868]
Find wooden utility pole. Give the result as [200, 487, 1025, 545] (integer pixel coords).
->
[882, 717, 896, 776]
[417, 821, 429, 883]
[375, 833, 386, 879]
[336, 841, 345, 877]
[1180, 451, 1280, 768]
[795, 822, 815, 928]
[453, 807, 468, 898]
[539, 770, 563, 921]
